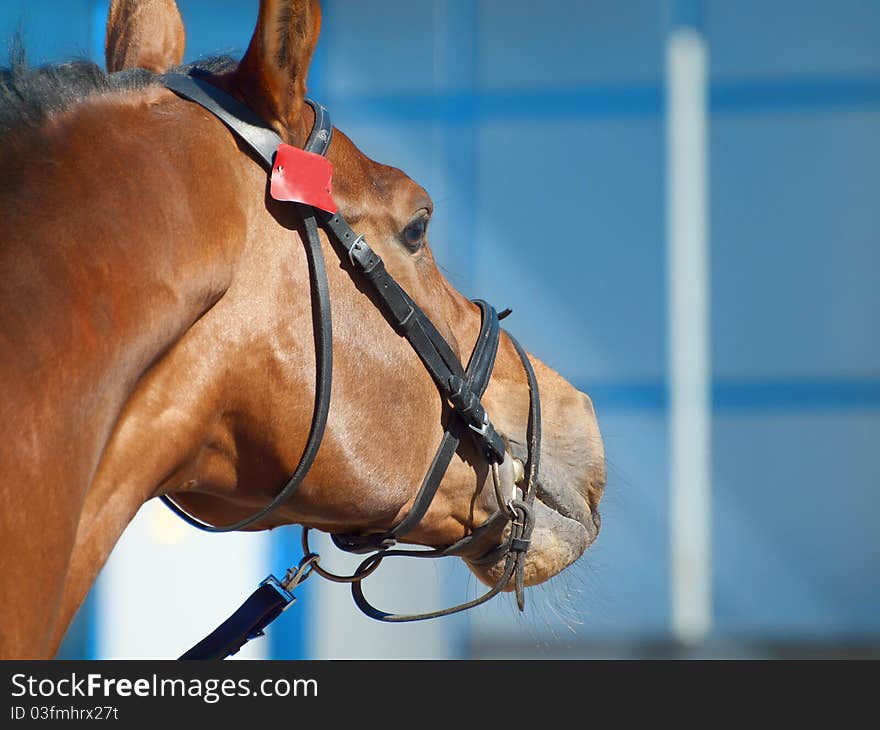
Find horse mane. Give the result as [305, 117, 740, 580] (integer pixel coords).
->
[0, 37, 237, 139]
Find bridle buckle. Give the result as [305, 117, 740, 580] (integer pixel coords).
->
[468, 411, 490, 438]
[347, 234, 366, 267]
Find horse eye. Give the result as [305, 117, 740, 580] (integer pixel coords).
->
[402, 214, 428, 250]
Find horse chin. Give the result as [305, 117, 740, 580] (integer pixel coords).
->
[465, 490, 600, 589]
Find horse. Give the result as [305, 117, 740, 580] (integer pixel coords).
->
[0, 0, 606, 659]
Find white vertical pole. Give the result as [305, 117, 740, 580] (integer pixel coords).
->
[666, 25, 712, 645]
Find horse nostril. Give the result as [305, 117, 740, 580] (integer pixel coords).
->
[592, 510, 601, 530]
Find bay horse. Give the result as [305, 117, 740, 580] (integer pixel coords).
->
[0, 0, 606, 659]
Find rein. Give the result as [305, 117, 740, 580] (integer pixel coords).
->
[156, 72, 541, 658]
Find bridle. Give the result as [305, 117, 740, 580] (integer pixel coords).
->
[156, 71, 542, 653]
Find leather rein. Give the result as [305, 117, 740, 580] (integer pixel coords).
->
[156, 72, 542, 657]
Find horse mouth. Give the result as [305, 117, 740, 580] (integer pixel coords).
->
[509, 446, 601, 544]
[535, 475, 601, 544]
[465, 449, 601, 588]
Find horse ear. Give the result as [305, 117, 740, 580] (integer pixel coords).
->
[231, 0, 322, 143]
[105, 0, 186, 74]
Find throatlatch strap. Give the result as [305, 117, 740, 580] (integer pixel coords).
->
[159, 204, 333, 532]
[159, 74, 334, 533]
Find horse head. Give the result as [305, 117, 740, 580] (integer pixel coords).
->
[0, 0, 605, 657]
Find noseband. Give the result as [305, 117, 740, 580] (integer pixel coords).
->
[157, 72, 541, 646]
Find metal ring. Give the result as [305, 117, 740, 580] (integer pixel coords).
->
[491, 461, 520, 519]
[281, 552, 320, 590]
[310, 554, 384, 584]
[300, 527, 386, 584]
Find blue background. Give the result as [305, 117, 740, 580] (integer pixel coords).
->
[4, 0, 877, 658]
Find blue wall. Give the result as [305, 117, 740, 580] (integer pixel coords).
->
[4, 1, 876, 657]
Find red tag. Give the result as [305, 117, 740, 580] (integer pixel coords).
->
[270, 143, 338, 213]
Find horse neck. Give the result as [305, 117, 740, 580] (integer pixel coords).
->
[0, 92, 247, 656]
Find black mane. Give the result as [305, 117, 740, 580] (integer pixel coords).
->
[0, 40, 237, 138]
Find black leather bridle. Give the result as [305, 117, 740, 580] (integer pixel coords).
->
[156, 72, 541, 655]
